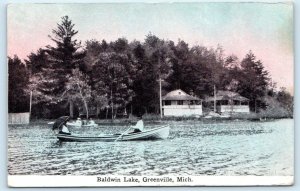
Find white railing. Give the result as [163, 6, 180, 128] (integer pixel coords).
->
[163, 105, 203, 116]
[220, 105, 250, 113]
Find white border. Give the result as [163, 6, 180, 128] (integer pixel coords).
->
[2, 0, 298, 190]
[8, 176, 294, 187]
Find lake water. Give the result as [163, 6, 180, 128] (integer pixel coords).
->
[8, 119, 293, 176]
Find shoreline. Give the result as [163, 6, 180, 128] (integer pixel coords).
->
[8, 115, 293, 126]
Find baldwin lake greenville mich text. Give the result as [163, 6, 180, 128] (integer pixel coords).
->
[97, 176, 193, 183]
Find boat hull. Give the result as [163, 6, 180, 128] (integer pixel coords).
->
[56, 125, 170, 142]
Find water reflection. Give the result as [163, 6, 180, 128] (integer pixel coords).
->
[50, 140, 64, 148]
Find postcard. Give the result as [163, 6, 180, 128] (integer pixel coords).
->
[7, 2, 294, 187]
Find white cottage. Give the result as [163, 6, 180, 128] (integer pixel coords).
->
[162, 89, 202, 117]
[206, 90, 250, 113]
[8, 112, 30, 124]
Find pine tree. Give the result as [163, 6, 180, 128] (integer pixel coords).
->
[131, 41, 154, 114]
[31, 16, 85, 118]
[25, 48, 48, 75]
[167, 40, 189, 90]
[141, 34, 173, 113]
[238, 51, 269, 112]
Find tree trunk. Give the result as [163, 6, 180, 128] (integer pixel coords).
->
[29, 91, 33, 116]
[105, 107, 108, 119]
[69, 99, 74, 118]
[96, 105, 100, 119]
[111, 89, 114, 120]
[77, 83, 89, 119]
[114, 106, 118, 119]
[214, 84, 217, 113]
[159, 78, 163, 118]
[84, 100, 89, 119]
[254, 99, 257, 113]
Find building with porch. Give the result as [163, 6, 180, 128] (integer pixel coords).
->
[205, 90, 250, 113]
[162, 89, 202, 116]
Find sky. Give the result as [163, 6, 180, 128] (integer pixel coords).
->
[7, 3, 294, 93]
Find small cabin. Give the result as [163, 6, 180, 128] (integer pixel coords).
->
[8, 112, 30, 124]
[162, 89, 202, 117]
[205, 90, 250, 113]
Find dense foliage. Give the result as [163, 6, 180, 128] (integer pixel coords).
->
[8, 16, 293, 119]
[8, 56, 30, 113]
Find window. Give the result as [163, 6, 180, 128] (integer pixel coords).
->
[164, 100, 171, 105]
[178, 100, 183, 105]
[233, 100, 240, 105]
[241, 101, 248, 105]
[220, 100, 228, 105]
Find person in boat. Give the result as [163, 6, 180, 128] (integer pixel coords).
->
[75, 117, 82, 126]
[88, 118, 96, 125]
[52, 116, 71, 135]
[60, 123, 71, 135]
[131, 115, 144, 133]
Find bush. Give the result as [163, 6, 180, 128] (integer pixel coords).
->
[259, 96, 293, 118]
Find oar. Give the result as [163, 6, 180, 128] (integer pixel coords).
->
[114, 126, 132, 142]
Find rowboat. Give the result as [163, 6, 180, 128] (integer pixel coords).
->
[56, 125, 170, 142]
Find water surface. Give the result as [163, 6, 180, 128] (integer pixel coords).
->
[8, 119, 293, 176]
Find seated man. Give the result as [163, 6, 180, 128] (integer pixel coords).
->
[75, 117, 82, 126]
[88, 118, 96, 125]
[131, 116, 144, 133]
[59, 124, 71, 135]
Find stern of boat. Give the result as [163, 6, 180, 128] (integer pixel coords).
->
[155, 125, 170, 139]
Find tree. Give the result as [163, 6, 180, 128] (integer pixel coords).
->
[238, 51, 270, 112]
[31, 16, 85, 118]
[89, 38, 135, 119]
[130, 41, 153, 114]
[85, 40, 109, 117]
[8, 56, 30, 113]
[276, 87, 293, 116]
[139, 34, 173, 113]
[224, 54, 240, 69]
[222, 54, 241, 91]
[25, 48, 48, 75]
[179, 45, 224, 97]
[167, 40, 189, 90]
[64, 68, 92, 119]
[95, 52, 134, 119]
